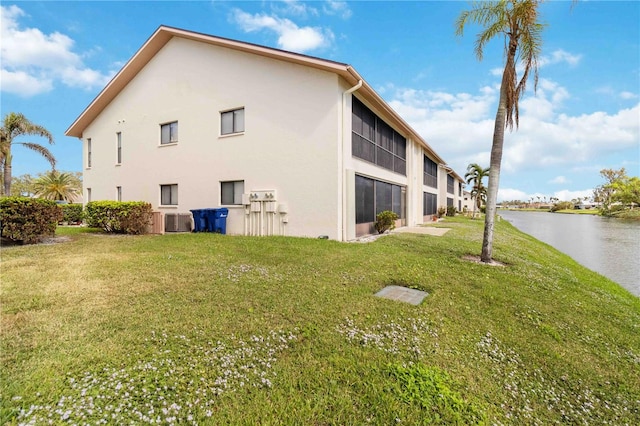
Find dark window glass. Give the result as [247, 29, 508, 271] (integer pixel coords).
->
[116, 132, 122, 164]
[357, 175, 406, 225]
[87, 139, 92, 168]
[393, 133, 406, 158]
[221, 181, 244, 205]
[355, 175, 375, 224]
[423, 192, 437, 215]
[161, 184, 178, 205]
[377, 121, 393, 152]
[221, 108, 245, 135]
[424, 156, 438, 188]
[375, 181, 393, 215]
[392, 185, 402, 217]
[352, 97, 405, 175]
[447, 197, 454, 207]
[376, 146, 394, 170]
[447, 175, 454, 194]
[161, 121, 178, 144]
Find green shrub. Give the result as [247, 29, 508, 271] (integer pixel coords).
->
[374, 210, 399, 234]
[446, 206, 457, 217]
[437, 206, 447, 218]
[61, 203, 84, 224]
[550, 201, 573, 212]
[85, 201, 152, 234]
[0, 197, 63, 244]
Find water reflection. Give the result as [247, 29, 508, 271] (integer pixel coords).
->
[499, 210, 639, 296]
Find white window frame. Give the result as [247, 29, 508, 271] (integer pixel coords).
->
[116, 132, 122, 165]
[221, 180, 244, 205]
[160, 121, 178, 145]
[220, 108, 245, 136]
[87, 138, 92, 168]
[160, 184, 178, 206]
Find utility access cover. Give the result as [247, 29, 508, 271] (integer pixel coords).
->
[375, 285, 428, 305]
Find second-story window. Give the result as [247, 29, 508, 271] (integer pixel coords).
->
[221, 108, 245, 135]
[161, 121, 178, 144]
[87, 138, 92, 168]
[116, 132, 122, 164]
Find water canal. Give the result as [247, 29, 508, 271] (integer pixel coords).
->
[498, 210, 640, 296]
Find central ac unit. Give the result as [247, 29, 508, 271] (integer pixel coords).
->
[165, 213, 193, 232]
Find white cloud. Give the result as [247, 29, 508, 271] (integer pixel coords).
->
[0, 4, 112, 97]
[230, 8, 333, 53]
[490, 48, 581, 78]
[620, 91, 638, 100]
[552, 189, 593, 202]
[323, 1, 352, 19]
[549, 176, 569, 184]
[498, 188, 529, 202]
[0, 68, 52, 96]
[274, 0, 319, 18]
[539, 49, 582, 68]
[386, 80, 639, 178]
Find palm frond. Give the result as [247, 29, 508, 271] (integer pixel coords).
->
[18, 142, 57, 168]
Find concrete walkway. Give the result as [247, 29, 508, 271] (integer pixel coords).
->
[391, 226, 451, 236]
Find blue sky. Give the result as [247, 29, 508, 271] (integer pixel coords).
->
[1, 0, 638, 202]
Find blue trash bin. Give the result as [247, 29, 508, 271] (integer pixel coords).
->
[202, 209, 217, 233]
[190, 209, 207, 232]
[210, 208, 228, 234]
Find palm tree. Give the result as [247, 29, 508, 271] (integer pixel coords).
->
[32, 170, 81, 202]
[456, 0, 544, 263]
[464, 163, 490, 218]
[1, 112, 55, 196]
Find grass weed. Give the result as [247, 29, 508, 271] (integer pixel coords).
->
[1, 218, 639, 424]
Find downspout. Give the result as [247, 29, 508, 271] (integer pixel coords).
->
[340, 79, 363, 241]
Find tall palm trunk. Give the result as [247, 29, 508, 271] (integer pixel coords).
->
[481, 39, 517, 263]
[3, 152, 12, 196]
[471, 195, 477, 219]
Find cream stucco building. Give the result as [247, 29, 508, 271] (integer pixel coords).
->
[66, 26, 465, 241]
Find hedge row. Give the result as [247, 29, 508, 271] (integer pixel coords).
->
[61, 203, 84, 224]
[85, 201, 153, 235]
[0, 199, 155, 244]
[0, 197, 63, 244]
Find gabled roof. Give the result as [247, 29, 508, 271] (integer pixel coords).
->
[66, 25, 461, 179]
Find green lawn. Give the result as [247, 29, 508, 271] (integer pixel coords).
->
[2, 218, 639, 424]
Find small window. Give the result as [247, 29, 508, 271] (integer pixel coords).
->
[87, 138, 92, 168]
[87, 188, 92, 203]
[116, 186, 122, 202]
[221, 180, 244, 205]
[161, 121, 178, 144]
[221, 108, 245, 135]
[116, 132, 122, 164]
[160, 184, 178, 206]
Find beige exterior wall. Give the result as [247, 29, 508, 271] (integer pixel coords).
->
[83, 37, 343, 239]
[79, 32, 466, 241]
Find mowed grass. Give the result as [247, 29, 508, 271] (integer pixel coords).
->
[1, 218, 639, 425]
